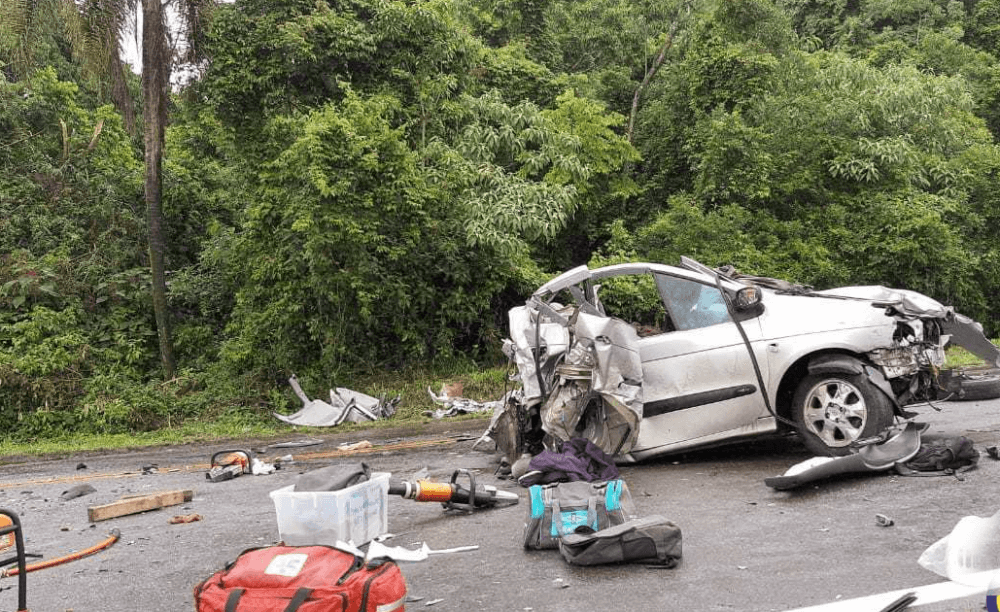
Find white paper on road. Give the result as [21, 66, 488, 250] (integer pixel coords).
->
[365, 541, 479, 562]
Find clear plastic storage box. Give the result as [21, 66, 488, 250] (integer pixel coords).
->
[269, 472, 390, 546]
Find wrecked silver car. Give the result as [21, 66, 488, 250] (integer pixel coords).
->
[485, 257, 1000, 463]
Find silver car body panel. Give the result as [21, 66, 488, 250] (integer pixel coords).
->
[496, 258, 998, 462]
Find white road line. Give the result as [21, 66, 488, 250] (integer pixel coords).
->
[786, 571, 995, 611]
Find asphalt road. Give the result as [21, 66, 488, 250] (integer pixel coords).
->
[2, 397, 1000, 612]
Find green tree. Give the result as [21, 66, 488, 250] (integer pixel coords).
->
[2, 0, 217, 381]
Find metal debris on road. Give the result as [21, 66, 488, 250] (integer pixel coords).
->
[424, 385, 501, 419]
[265, 438, 324, 450]
[60, 484, 97, 501]
[273, 375, 400, 427]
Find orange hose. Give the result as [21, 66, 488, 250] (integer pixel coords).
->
[1, 529, 120, 578]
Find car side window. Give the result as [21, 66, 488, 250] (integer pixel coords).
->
[654, 274, 731, 331]
[593, 273, 673, 336]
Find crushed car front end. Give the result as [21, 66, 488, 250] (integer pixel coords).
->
[481, 258, 999, 465]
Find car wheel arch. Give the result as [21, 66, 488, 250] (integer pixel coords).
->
[774, 351, 871, 428]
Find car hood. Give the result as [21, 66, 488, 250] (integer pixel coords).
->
[814, 285, 950, 318]
[759, 284, 999, 368]
[756, 288, 897, 341]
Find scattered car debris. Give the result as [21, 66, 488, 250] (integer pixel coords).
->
[480, 256, 1000, 465]
[264, 438, 324, 450]
[169, 513, 203, 524]
[76, 463, 86, 470]
[424, 386, 501, 419]
[938, 367, 1000, 401]
[338, 440, 374, 452]
[765, 422, 922, 490]
[59, 484, 97, 501]
[87, 490, 194, 522]
[206, 450, 252, 483]
[272, 374, 400, 427]
[425, 599, 444, 606]
[876, 514, 895, 527]
[251, 457, 276, 475]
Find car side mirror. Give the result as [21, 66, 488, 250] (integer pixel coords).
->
[734, 286, 763, 311]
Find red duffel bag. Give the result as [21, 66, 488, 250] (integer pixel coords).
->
[193, 545, 406, 612]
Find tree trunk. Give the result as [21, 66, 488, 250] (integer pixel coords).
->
[627, 0, 691, 143]
[142, 0, 175, 380]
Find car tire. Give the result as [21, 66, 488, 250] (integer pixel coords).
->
[791, 372, 894, 457]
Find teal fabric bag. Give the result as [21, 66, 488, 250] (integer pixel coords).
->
[558, 515, 682, 567]
[523, 480, 629, 550]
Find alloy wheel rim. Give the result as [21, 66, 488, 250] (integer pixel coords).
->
[802, 379, 868, 448]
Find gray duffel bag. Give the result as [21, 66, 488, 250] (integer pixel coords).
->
[557, 514, 682, 567]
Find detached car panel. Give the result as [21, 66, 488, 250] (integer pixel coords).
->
[486, 258, 999, 463]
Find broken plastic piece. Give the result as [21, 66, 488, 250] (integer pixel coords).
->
[919, 509, 1000, 586]
[876, 514, 895, 527]
[764, 422, 922, 490]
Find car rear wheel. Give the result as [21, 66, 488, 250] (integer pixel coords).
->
[791, 372, 894, 456]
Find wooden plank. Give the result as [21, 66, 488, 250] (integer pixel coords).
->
[87, 489, 194, 523]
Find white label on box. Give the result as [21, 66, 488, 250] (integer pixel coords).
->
[264, 553, 308, 577]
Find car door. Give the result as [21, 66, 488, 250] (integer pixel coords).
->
[630, 272, 770, 456]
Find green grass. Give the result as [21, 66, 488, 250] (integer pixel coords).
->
[0, 361, 512, 459]
[3, 339, 994, 460]
[944, 341, 999, 370]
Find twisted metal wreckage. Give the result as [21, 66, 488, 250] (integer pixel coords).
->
[476, 258, 1000, 467]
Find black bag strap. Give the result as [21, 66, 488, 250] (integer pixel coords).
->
[223, 586, 312, 612]
[225, 588, 245, 612]
[283, 587, 313, 612]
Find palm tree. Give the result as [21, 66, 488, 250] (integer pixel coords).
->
[1, 0, 215, 380]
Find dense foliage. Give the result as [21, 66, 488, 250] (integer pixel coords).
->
[3, 0, 1000, 440]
